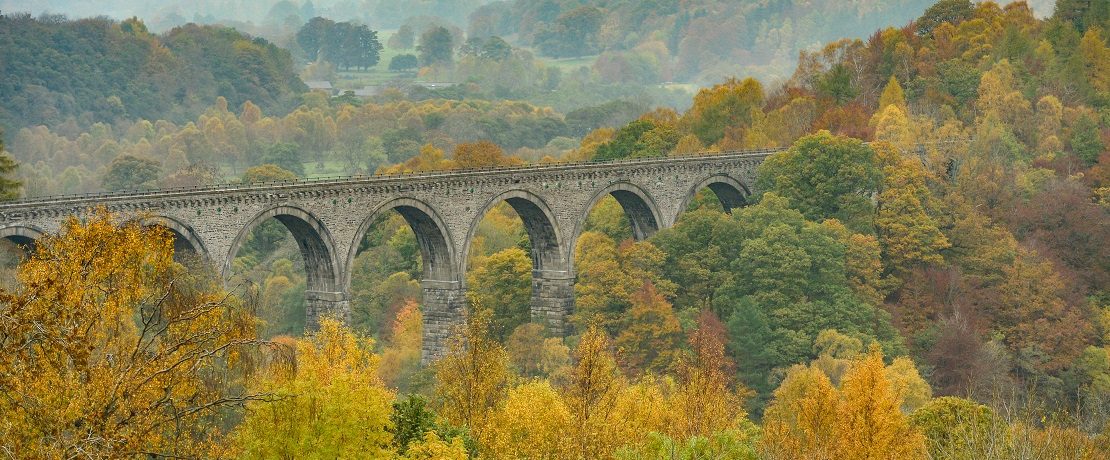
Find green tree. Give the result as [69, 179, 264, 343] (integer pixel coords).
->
[910, 397, 1003, 460]
[467, 247, 532, 341]
[102, 154, 162, 191]
[757, 131, 882, 232]
[1070, 113, 1105, 166]
[261, 142, 305, 176]
[418, 27, 454, 66]
[388, 24, 415, 49]
[296, 16, 337, 61]
[915, 0, 974, 36]
[715, 194, 902, 398]
[390, 394, 437, 454]
[389, 54, 419, 72]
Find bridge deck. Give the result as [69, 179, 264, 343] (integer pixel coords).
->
[0, 148, 783, 209]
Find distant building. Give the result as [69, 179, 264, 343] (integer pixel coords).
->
[304, 80, 335, 96]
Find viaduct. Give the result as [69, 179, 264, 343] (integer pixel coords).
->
[0, 150, 776, 361]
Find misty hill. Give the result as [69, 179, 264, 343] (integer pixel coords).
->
[468, 0, 1055, 84]
[0, 1, 497, 32]
[0, 14, 305, 131]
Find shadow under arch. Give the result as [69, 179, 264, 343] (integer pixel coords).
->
[344, 197, 458, 291]
[571, 180, 663, 257]
[139, 215, 210, 262]
[675, 173, 751, 222]
[0, 224, 45, 255]
[226, 205, 341, 294]
[461, 189, 566, 278]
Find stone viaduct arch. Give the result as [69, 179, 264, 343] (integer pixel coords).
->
[140, 215, 209, 260]
[0, 149, 774, 361]
[0, 224, 45, 256]
[227, 205, 344, 330]
[462, 189, 571, 334]
[347, 197, 463, 358]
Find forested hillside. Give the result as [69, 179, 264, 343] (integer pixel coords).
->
[2, 0, 1110, 458]
[468, 0, 1054, 83]
[0, 14, 305, 131]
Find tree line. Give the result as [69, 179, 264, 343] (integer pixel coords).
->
[0, 14, 305, 132]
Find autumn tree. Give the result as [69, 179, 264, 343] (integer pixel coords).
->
[241, 163, 297, 183]
[683, 77, 765, 146]
[566, 327, 626, 458]
[761, 346, 927, 459]
[233, 318, 395, 458]
[873, 142, 950, 280]
[482, 380, 573, 458]
[670, 311, 751, 439]
[0, 210, 257, 457]
[452, 140, 522, 169]
[836, 346, 927, 459]
[614, 282, 682, 374]
[378, 300, 423, 390]
[878, 75, 907, 111]
[434, 309, 511, 440]
[761, 365, 841, 459]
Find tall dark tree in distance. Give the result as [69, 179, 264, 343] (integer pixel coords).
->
[418, 26, 455, 66]
[297, 18, 382, 71]
[297, 16, 337, 61]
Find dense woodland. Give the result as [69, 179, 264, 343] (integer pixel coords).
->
[1, 0, 1110, 458]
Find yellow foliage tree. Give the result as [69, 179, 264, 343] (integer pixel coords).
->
[378, 300, 423, 389]
[762, 344, 928, 459]
[874, 142, 950, 280]
[878, 75, 907, 112]
[668, 314, 751, 440]
[761, 365, 841, 460]
[482, 380, 574, 459]
[836, 345, 927, 459]
[566, 327, 626, 458]
[405, 432, 469, 460]
[0, 210, 257, 457]
[232, 318, 395, 458]
[434, 308, 511, 440]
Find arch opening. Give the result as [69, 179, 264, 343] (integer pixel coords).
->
[140, 216, 209, 265]
[677, 174, 751, 222]
[344, 198, 456, 347]
[0, 226, 45, 289]
[464, 190, 569, 339]
[574, 182, 664, 257]
[227, 206, 340, 337]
